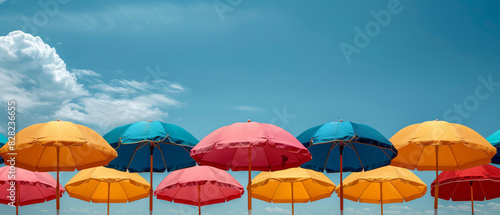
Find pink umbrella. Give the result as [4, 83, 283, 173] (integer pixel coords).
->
[0, 166, 65, 215]
[154, 165, 244, 215]
[190, 120, 312, 215]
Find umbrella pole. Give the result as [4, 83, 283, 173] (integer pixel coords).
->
[470, 181, 474, 215]
[108, 183, 110, 215]
[56, 147, 60, 215]
[340, 142, 344, 215]
[248, 147, 252, 215]
[291, 182, 294, 215]
[198, 184, 201, 215]
[150, 144, 154, 215]
[380, 183, 383, 215]
[434, 146, 439, 215]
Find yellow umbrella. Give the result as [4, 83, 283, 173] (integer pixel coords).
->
[0, 120, 118, 215]
[251, 167, 336, 215]
[335, 166, 427, 215]
[65, 166, 150, 215]
[389, 120, 496, 215]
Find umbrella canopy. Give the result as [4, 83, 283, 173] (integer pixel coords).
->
[0, 166, 65, 215]
[0, 120, 117, 215]
[296, 120, 397, 214]
[154, 165, 244, 215]
[65, 166, 150, 215]
[190, 120, 311, 215]
[251, 167, 336, 215]
[431, 164, 500, 214]
[389, 120, 497, 215]
[487, 130, 500, 164]
[103, 120, 198, 215]
[336, 166, 426, 215]
[0, 134, 7, 164]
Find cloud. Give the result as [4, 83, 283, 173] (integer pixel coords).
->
[0, 30, 88, 112]
[0, 30, 186, 133]
[0, 0, 6, 4]
[72, 69, 102, 78]
[231, 105, 264, 112]
[264, 207, 290, 214]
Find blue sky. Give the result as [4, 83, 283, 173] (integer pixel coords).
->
[1, 0, 500, 214]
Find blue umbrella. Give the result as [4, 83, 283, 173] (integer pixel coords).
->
[104, 120, 198, 215]
[487, 129, 500, 164]
[296, 120, 397, 215]
[0, 134, 7, 164]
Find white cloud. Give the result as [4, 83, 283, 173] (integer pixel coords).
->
[0, 0, 6, 4]
[0, 31, 88, 111]
[0, 31, 186, 133]
[232, 105, 264, 112]
[264, 207, 290, 214]
[72, 68, 102, 78]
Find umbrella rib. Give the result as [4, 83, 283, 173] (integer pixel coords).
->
[448, 182, 459, 200]
[269, 180, 284, 203]
[126, 142, 144, 170]
[448, 145, 459, 168]
[33, 183, 50, 203]
[89, 181, 103, 202]
[156, 143, 168, 172]
[349, 142, 365, 171]
[300, 180, 312, 202]
[414, 145, 426, 169]
[323, 142, 338, 172]
[34, 146, 48, 170]
[389, 180, 406, 202]
[117, 181, 131, 203]
[355, 181, 372, 202]
[478, 181, 486, 200]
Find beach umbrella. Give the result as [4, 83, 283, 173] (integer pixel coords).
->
[486, 130, 500, 164]
[0, 166, 65, 215]
[296, 120, 397, 215]
[431, 164, 500, 215]
[190, 120, 312, 215]
[65, 166, 150, 215]
[0, 134, 7, 164]
[154, 165, 244, 215]
[0, 120, 118, 215]
[104, 120, 198, 215]
[251, 167, 336, 215]
[390, 120, 496, 215]
[336, 166, 427, 215]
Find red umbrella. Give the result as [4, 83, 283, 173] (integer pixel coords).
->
[154, 165, 244, 215]
[190, 120, 312, 215]
[0, 166, 65, 215]
[431, 164, 500, 215]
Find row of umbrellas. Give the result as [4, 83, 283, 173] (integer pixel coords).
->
[0, 119, 500, 215]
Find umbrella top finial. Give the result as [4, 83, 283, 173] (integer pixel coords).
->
[57, 119, 60, 121]
[149, 120, 152, 122]
[247, 119, 251, 122]
[340, 119, 343, 122]
[435, 119, 439, 121]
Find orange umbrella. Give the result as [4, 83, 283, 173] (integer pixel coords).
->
[0, 120, 117, 215]
[390, 120, 496, 215]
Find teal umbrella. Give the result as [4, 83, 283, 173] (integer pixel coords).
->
[0, 134, 7, 164]
[104, 120, 199, 215]
[487, 130, 500, 164]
